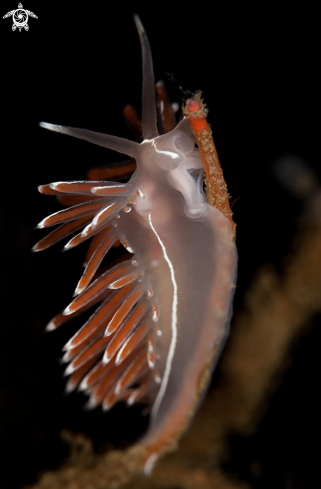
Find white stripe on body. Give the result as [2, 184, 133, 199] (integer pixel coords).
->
[148, 213, 178, 420]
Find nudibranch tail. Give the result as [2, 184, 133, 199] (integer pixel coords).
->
[35, 14, 237, 477]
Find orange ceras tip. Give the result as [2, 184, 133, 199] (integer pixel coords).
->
[183, 92, 235, 238]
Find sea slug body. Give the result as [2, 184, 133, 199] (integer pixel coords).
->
[34, 15, 237, 473]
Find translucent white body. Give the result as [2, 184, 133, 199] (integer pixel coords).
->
[37, 14, 237, 472]
[119, 123, 237, 456]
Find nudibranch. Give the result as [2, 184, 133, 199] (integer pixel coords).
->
[34, 15, 237, 473]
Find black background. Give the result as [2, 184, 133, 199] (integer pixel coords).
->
[0, 2, 320, 488]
